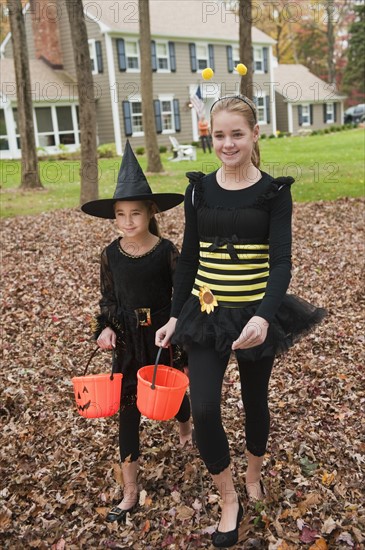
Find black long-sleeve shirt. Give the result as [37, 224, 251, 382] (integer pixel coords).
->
[171, 171, 293, 323]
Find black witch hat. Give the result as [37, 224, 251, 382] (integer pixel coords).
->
[81, 140, 184, 219]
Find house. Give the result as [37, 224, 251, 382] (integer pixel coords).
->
[0, 0, 278, 159]
[274, 64, 346, 135]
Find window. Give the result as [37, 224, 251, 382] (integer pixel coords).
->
[0, 109, 9, 150]
[255, 96, 267, 124]
[326, 103, 334, 123]
[31, 105, 79, 148]
[232, 46, 240, 67]
[156, 42, 169, 71]
[126, 41, 139, 70]
[12, 109, 21, 149]
[88, 39, 103, 74]
[36, 107, 56, 146]
[89, 40, 98, 75]
[301, 105, 310, 126]
[161, 100, 174, 132]
[253, 47, 263, 72]
[196, 44, 208, 70]
[131, 102, 143, 134]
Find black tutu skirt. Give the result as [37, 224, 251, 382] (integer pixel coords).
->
[172, 294, 327, 362]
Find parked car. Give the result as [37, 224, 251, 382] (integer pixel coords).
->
[344, 104, 365, 124]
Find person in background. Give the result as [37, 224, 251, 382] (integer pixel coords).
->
[198, 115, 212, 153]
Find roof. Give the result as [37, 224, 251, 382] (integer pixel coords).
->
[84, 0, 275, 43]
[0, 58, 77, 102]
[274, 64, 346, 102]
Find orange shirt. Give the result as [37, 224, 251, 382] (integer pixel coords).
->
[198, 120, 210, 136]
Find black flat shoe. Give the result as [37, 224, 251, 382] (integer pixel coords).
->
[211, 500, 244, 548]
[105, 503, 138, 523]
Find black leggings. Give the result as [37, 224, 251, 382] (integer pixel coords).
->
[119, 393, 191, 463]
[188, 344, 274, 475]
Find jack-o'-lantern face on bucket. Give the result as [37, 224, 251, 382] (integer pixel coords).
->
[76, 385, 91, 412]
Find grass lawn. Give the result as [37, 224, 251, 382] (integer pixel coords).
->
[0, 128, 364, 217]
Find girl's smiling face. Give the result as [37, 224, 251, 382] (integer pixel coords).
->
[212, 110, 259, 168]
[114, 200, 152, 239]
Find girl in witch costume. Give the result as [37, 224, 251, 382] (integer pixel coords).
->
[156, 95, 326, 547]
[82, 141, 192, 524]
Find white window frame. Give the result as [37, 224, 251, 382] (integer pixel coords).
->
[253, 46, 264, 73]
[156, 41, 170, 72]
[159, 95, 175, 134]
[88, 39, 98, 75]
[125, 40, 140, 72]
[196, 43, 209, 71]
[254, 93, 267, 125]
[34, 104, 80, 149]
[130, 99, 144, 136]
[326, 102, 334, 123]
[301, 104, 310, 126]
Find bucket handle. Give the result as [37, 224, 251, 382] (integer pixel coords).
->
[150, 345, 173, 390]
[83, 346, 116, 381]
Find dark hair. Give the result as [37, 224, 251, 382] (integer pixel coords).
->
[210, 96, 260, 168]
[145, 201, 161, 237]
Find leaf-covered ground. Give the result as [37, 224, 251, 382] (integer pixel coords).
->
[1, 198, 364, 549]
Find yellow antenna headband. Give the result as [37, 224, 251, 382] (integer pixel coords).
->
[201, 64, 257, 122]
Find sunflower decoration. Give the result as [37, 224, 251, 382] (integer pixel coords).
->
[199, 286, 218, 314]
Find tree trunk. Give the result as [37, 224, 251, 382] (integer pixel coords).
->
[7, 0, 42, 189]
[138, 0, 163, 173]
[65, 0, 98, 204]
[239, 0, 253, 99]
[326, 0, 336, 84]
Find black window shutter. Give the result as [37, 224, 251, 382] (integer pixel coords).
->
[154, 100, 162, 133]
[151, 40, 157, 72]
[189, 43, 197, 72]
[117, 39, 126, 71]
[265, 96, 270, 124]
[208, 44, 215, 70]
[226, 46, 234, 73]
[323, 103, 327, 123]
[298, 105, 303, 126]
[168, 41, 176, 72]
[263, 47, 269, 73]
[95, 41, 103, 73]
[173, 99, 181, 132]
[334, 103, 337, 122]
[310, 104, 313, 125]
[122, 101, 132, 136]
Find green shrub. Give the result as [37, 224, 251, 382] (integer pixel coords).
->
[191, 141, 200, 147]
[159, 145, 167, 153]
[324, 128, 330, 134]
[260, 133, 267, 139]
[268, 134, 276, 139]
[98, 143, 117, 158]
[136, 147, 145, 155]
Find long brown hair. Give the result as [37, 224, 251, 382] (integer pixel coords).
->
[210, 96, 260, 168]
[145, 201, 161, 237]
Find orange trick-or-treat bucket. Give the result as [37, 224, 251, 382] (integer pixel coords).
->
[72, 348, 123, 419]
[137, 347, 189, 421]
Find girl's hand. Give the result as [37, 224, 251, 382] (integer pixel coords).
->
[155, 317, 177, 348]
[97, 327, 116, 350]
[231, 316, 269, 350]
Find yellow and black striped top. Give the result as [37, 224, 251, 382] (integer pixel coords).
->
[192, 239, 269, 307]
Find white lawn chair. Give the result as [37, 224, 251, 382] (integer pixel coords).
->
[169, 136, 196, 161]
